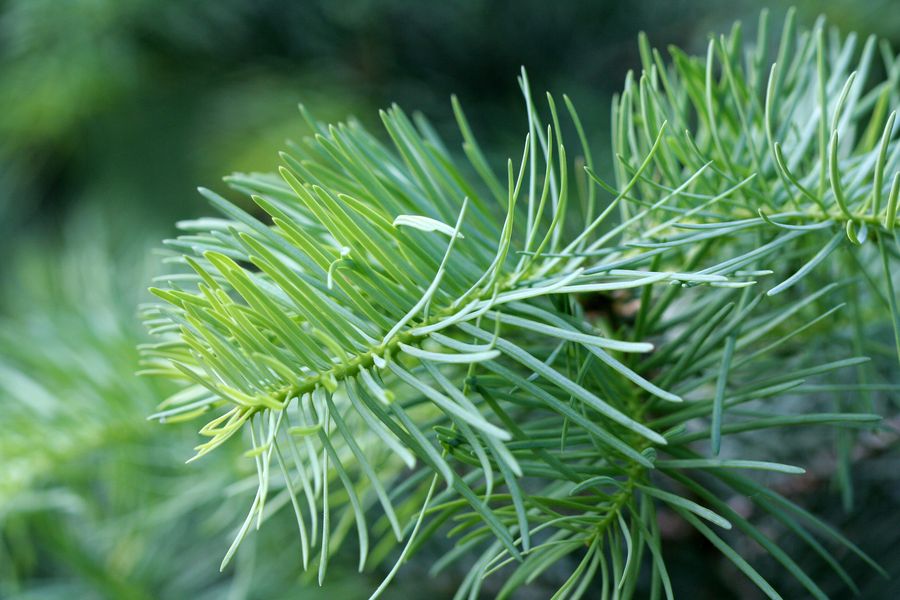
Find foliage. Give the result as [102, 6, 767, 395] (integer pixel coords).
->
[142, 11, 898, 599]
[0, 212, 380, 599]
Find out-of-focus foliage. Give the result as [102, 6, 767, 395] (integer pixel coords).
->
[0, 213, 237, 598]
[0, 212, 230, 598]
[0, 215, 161, 505]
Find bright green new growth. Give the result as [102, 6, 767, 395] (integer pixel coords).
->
[143, 10, 898, 599]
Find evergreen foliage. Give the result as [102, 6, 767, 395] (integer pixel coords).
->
[143, 10, 899, 598]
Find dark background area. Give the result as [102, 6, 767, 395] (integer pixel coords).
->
[1, 1, 898, 598]
[7, 0, 897, 240]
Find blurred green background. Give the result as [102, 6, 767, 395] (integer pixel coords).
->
[1, 1, 898, 598]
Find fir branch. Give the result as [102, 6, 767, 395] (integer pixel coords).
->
[142, 10, 899, 598]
